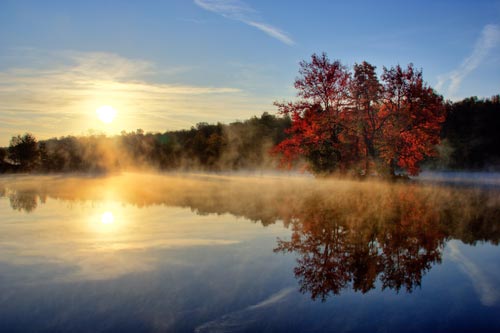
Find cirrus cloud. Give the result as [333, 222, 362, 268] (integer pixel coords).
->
[194, 0, 295, 46]
[436, 24, 500, 99]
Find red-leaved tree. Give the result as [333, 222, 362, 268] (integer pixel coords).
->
[274, 54, 446, 177]
[378, 64, 446, 175]
[273, 53, 353, 174]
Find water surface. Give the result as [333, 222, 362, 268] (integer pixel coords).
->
[1, 173, 499, 332]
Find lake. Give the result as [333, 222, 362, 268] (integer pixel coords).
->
[1, 172, 499, 332]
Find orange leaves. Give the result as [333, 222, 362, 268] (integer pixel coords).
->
[274, 55, 446, 176]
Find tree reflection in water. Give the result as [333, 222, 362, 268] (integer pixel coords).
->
[274, 188, 447, 300]
[6, 189, 46, 213]
[1, 173, 499, 301]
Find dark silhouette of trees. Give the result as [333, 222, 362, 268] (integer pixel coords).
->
[438, 95, 500, 169]
[0, 113, 291, 173]
[273, 53, 446, 176]
[0, 147, 6, 161]
[8, 133, 40, 171]
[0, 147, 7, 170]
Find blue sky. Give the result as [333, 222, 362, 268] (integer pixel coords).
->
[1, 0, 499, 143]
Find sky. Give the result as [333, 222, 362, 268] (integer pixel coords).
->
[1, 0, 499, 144]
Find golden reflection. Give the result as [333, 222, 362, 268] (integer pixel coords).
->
[90, 204, 125, 234]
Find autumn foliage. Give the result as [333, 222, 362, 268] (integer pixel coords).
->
[274, 53, 446, 176]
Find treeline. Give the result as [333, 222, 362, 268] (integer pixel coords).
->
[0, 96, 499, 174]
[0, 112, 290, 173]
[433, 95, 500, 170]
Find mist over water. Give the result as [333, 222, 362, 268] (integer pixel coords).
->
[1, 172, 499, 332]
[1, 171, 499, 227]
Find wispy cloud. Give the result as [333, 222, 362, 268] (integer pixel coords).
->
[448, 241, 499, 306]
[0, 50, 272, 143]
[194, 0, 295, 46]
[436, 24, 500, 98]
[195, 287, 295, 332]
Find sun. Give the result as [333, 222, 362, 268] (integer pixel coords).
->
[100, 211, 115, 225]
[96, 105, 117, 124]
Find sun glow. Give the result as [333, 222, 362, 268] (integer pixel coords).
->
[96, 105, 117, 124]
[101, 211, 115, 225]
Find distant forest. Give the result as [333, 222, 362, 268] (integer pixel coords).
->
[0, 112, 291, 173]
[436, 95, 500, 170]
[0, 95, 499, 174]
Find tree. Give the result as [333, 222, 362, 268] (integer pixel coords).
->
[274, 54, 446, 177]
[294, 52, 351, 111]
[273, 53, 352, 174]
[8, 133, 40, 171]
[379, 64, 446, 175]
[350, 61, 382, 174]
[0, 147, 7, 172]
[439, 95, 500, 169]
[38, 142, 50, 171]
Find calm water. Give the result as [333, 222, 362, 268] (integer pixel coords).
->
[0, 173, 499, 332]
